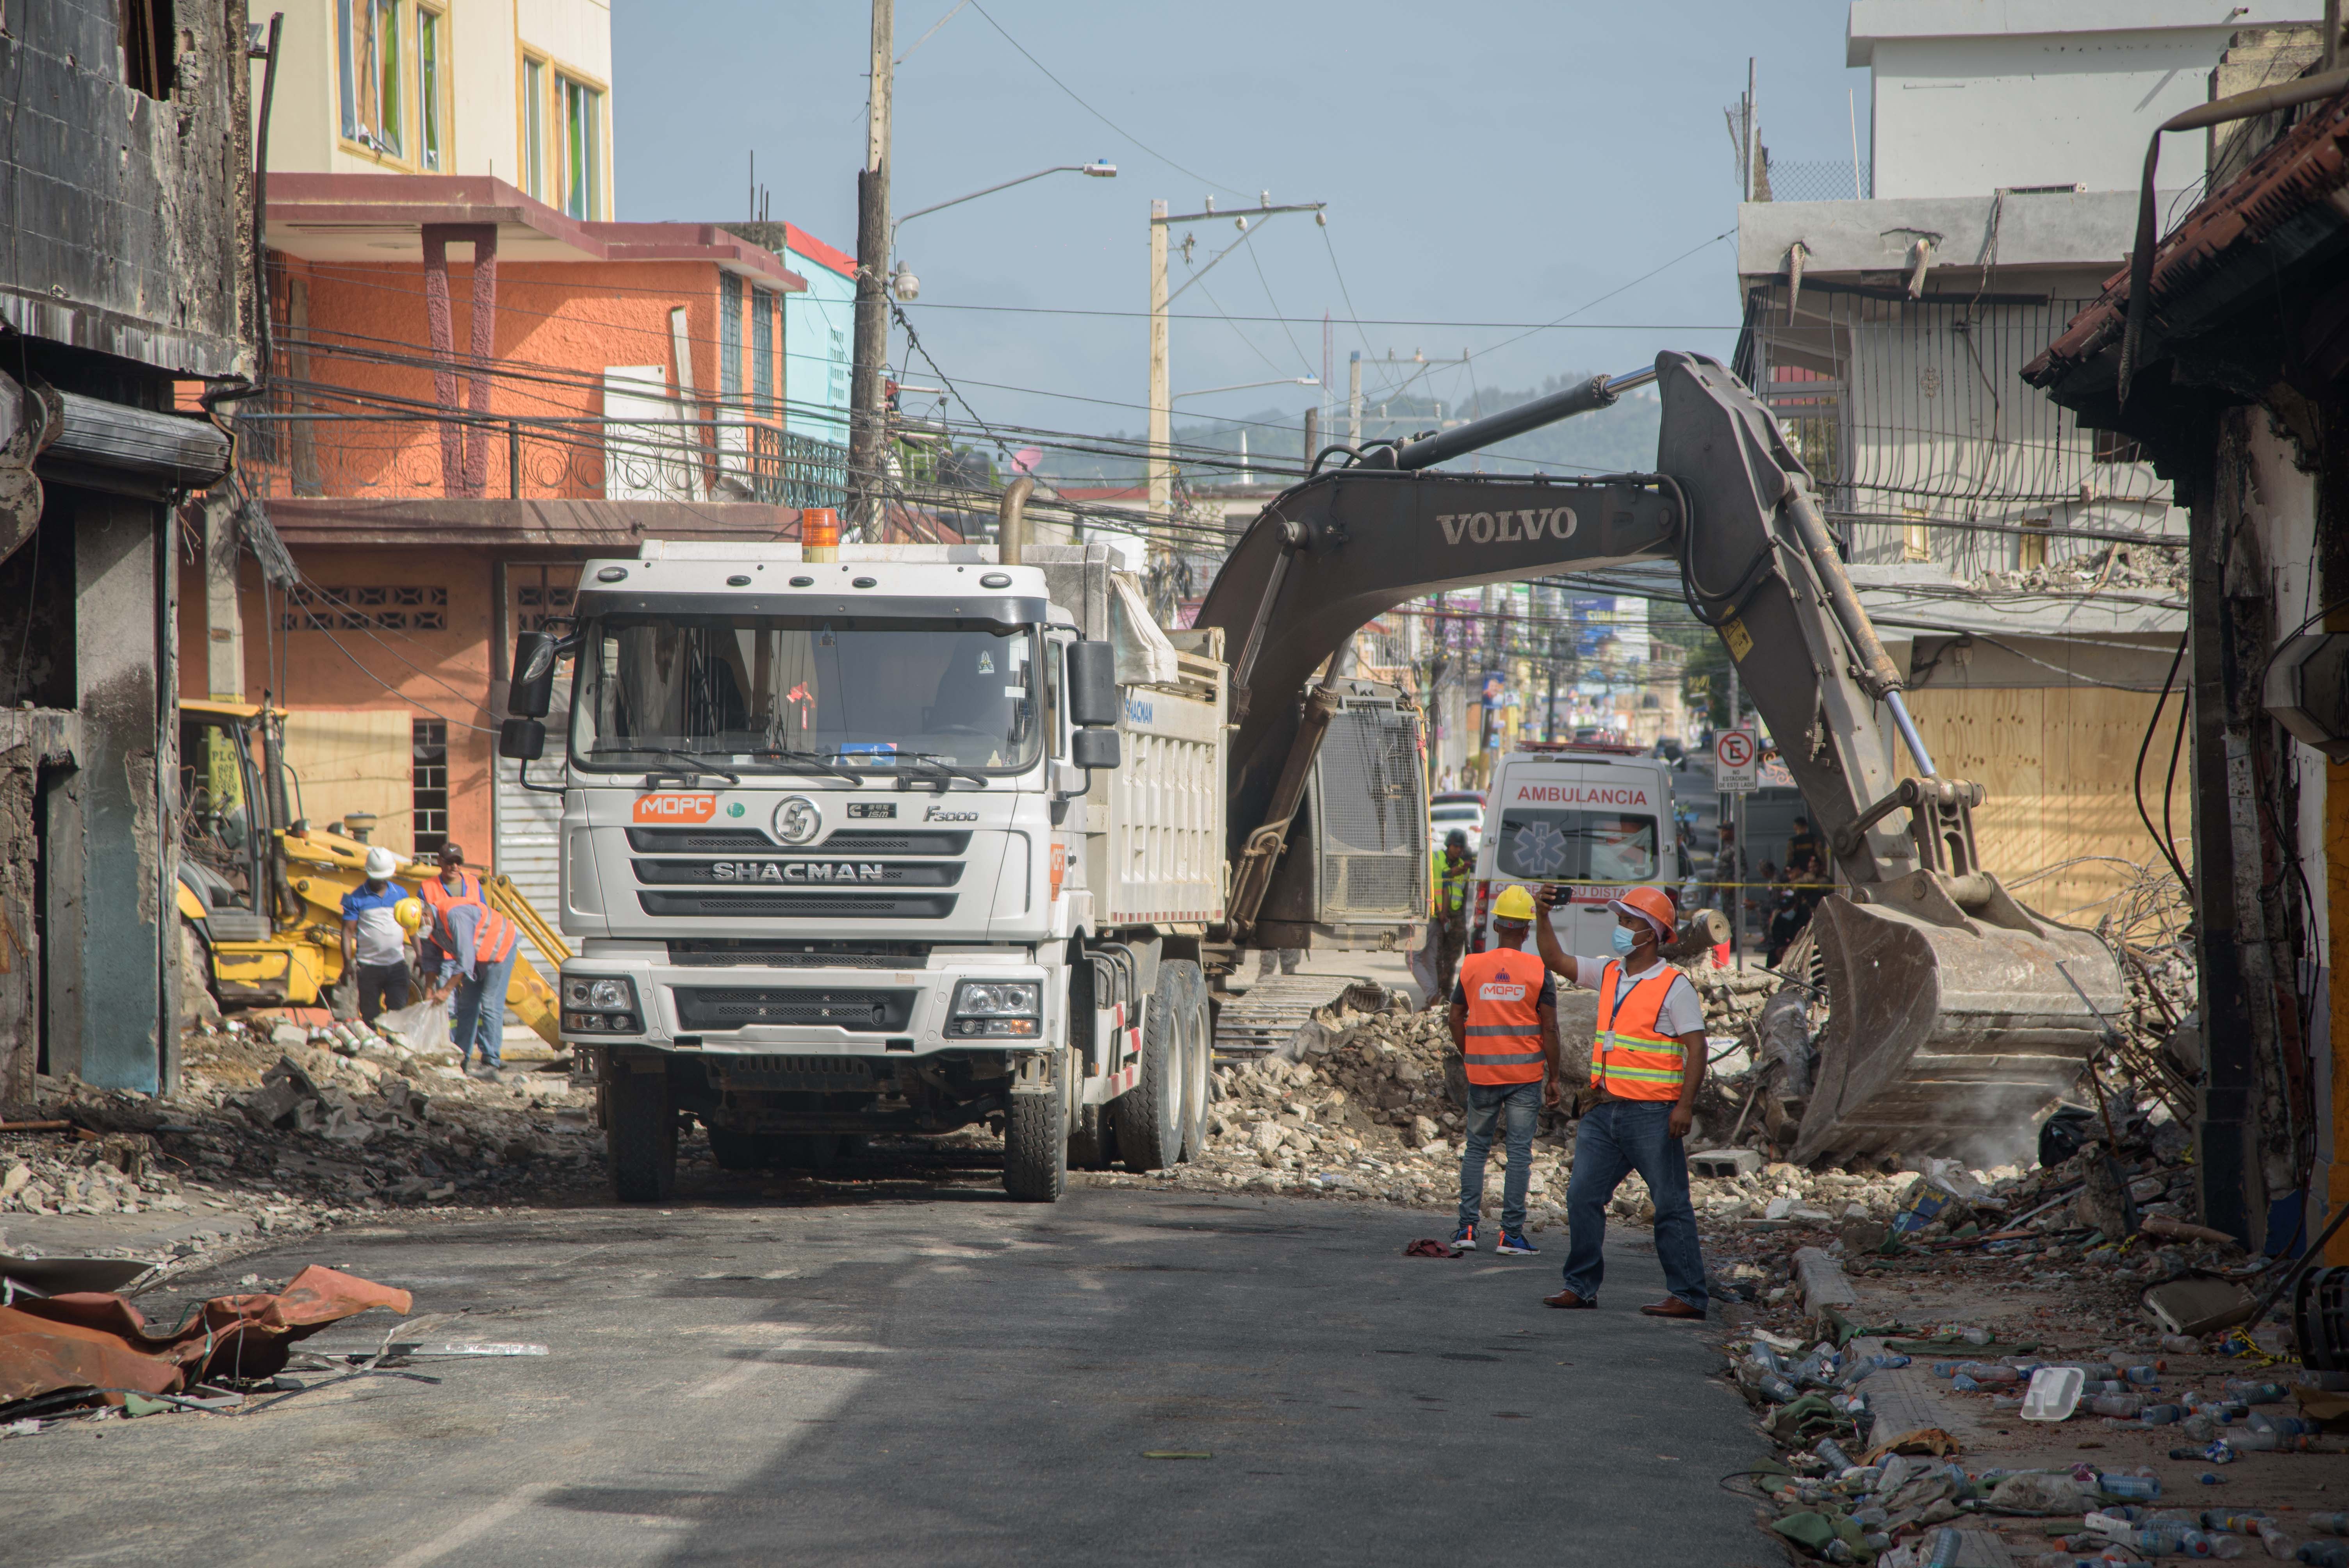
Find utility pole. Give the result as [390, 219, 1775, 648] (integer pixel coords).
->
[1147, 195, 1325, 519]
[1347, 350, 1363, 453]
[847, 0, 893, 540]
[1148, 200, 1169, 516]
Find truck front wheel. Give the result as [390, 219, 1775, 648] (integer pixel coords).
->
[608, 1061, 677, 1202]
[1003, 1050, 1068, 1202]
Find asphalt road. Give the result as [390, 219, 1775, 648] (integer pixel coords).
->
[1, 1158, 1772, 1567]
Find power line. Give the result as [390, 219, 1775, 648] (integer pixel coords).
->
[964, 1, 1244, 198]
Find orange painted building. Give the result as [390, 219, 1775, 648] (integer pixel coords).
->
[181, 173, 843, 913]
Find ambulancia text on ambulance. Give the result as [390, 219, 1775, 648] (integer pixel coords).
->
[1468, 742, 1674, 953]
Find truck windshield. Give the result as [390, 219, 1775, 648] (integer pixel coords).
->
[1494, 808, 1658, 884]
[572, 615, 1043, 775]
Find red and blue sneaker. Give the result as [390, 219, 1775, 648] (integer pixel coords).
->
[1496, 1229, 1539, 1256]
[1451, 1223, 1478, 1252]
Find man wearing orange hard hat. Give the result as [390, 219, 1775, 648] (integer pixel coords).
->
[1528, 881, 1710, 1319]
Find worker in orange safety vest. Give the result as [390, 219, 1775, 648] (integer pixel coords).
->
[1529, 882, 1711, 1319]
[1445, 885, 1560, 1256]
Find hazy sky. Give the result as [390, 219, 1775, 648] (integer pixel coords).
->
[612, 1, 1870, 444]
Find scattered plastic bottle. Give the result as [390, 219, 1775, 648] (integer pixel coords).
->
[1953, 1374, 1984, 1392]
[2162, 1334, 2203, 1354]
[2247, 1413, 2315, 1437]
[2141, 1404, 2185, 1425]
[2226, 1427, 2312, 1454]
[1922, 1527, 1964, 1567]
[2089, 1394, 2146, 1418]
[2310, 1516, 2349, 1538]
[2201, 1473, 2231, 1486]
[1745, 1343, 1788, 1374]
[1955, 1362, 2023, 1384]
[1828, 1392, 1871, 1420]
[2212, 1543, 2253, 1562]
[2263, 1524, 2297, 1561]
[2224, 1381, 2288, 1405]
[1815, 1436, 1855, 1473]
[2171, 1441, 2237, 1465]
[2113, 1525, 2212, 1557]
[2124, 1363, 2168, 1384]
[2298, 1544, 2349, 1568]
[2183, 1414, 2221, 1443]
[2205, 1513, 2279, 1533]
[1755, 1370, 1801, 1404]
[1958, 1325, 1994, 1345]
[2102, 1474, 2164, 1501]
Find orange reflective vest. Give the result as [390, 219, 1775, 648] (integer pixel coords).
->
[1590, 960, 1688, 1101]
[420, 870, 481, 938]
[1457, 948, 1548, 1085]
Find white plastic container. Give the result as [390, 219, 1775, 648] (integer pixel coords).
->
[2021, 1365, 2085, 1422]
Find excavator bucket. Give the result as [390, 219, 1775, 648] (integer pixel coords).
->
[1791, 871, 2128, 1168]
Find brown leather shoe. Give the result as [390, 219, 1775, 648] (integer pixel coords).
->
[1542, 1288, 1595, 1310]
[1639, 1296, 1704, 1319]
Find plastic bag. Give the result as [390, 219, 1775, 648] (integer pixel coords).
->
[375, 998, 453, 1052]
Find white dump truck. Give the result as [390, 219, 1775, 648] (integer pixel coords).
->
[498, 539, 1429, 1201]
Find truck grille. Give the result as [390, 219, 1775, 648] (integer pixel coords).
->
[632, 858, 962, 887]
[626, 827, 972, 854]
[675, 987, 916, 1032]
[626, 827, 776, 853]
[637, 890, 958, 919]
[714, 1055, 881, 1092]
[668, 941, 929, 969]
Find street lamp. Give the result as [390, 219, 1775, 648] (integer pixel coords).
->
[1173, 376, 1319, 399]
[889, 160, 1116, 300]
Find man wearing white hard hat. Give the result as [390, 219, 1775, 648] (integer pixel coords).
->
[340, 846, 415, 1022]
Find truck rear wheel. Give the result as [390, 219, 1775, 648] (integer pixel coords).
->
[1003, 1051, 1068, 1202]
[1115, 965, 1189, 1172]
[608, 1063, 677, 1202]
[1170, 962, 1210, 1163]
[1068, 1100, 1115, 1170]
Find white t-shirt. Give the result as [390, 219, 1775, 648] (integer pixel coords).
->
[1565, 955, 1706, 1040]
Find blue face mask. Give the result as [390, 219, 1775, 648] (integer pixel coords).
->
[1610, 925, 1640, 957]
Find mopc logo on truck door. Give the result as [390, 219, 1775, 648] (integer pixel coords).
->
[635, 794, 717, 824]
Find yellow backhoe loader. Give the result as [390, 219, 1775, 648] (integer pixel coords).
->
[175, 700, 568, 1045]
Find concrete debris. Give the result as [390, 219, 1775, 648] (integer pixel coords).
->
[1971, 541, 2187, 598]
[0, 1016, 604, 1281]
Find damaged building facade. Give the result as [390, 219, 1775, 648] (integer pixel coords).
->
[2023, 39, 2349, 1263]
[0, 2, 254, 1100]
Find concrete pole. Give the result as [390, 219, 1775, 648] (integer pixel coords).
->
[1147, 199, 1170, 517]
[847, 0, 893, 540]
[203, 494, 243, 701]
[1347, 350, 1363, 453]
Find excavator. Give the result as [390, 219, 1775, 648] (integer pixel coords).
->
[175, 699, 570, 1046]
[1192, 350, 2126, 1166]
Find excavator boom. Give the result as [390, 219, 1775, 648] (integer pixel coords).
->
[1194, 351, 2126, 1165]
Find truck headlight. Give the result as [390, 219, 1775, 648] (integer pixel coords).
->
[562, 976, 640, 1034]
[948, 978, 1041, 1038]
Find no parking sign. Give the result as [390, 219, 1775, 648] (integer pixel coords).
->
[1715, 729, 1758, 794]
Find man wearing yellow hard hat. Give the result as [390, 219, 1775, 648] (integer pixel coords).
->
[339, 845, 418, 1023]
[1444, 884, 1559, 1255]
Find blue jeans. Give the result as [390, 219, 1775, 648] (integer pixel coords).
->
[1559, 1099, 1708, 1313]
[1456, 1079, 1541, 1233]
[452, 947, 519, 1068]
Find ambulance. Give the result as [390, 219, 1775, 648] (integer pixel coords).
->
[1468, 743, 1676, 955]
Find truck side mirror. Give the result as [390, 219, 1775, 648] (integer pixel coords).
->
[1066, 640, 1119, 729]
[510, 631, 560, 718]
[499, 718, 547, 761]
[1071, 727, 1121, 771]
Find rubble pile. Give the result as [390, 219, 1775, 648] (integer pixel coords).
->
[1700, 1100, 2349, 1564]
[1971, 541, 2188, 599]
[0, 1016, 603, 1272]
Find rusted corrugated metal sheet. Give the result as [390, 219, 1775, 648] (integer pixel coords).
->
[2023, 87, 2349, 388]
[0, 1265, 412, 1407]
